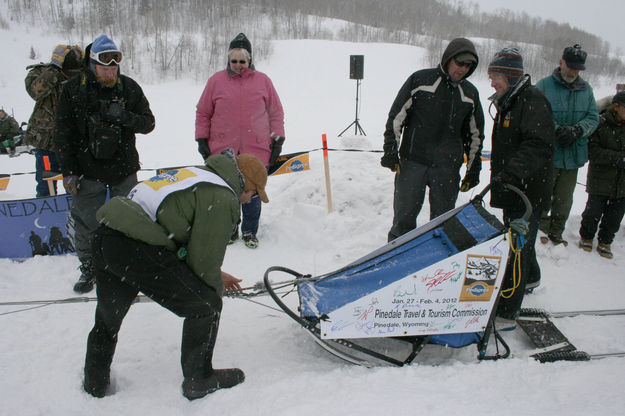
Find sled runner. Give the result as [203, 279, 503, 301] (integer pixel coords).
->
[264, 185, 530, 367]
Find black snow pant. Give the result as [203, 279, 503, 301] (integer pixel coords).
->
[496, 205, 541, 320]
[579, 194, 625, 245]
[84, 226, 223, 395]
[388, 159, 460, 241]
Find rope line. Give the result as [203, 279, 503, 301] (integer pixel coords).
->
[1, 147, 383, 177]
[0, 278, 309, 316]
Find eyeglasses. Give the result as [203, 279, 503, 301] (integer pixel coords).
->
[230, 59, 247, 64]
[91, 50, 123, 66]
[454, 58, 474, 68]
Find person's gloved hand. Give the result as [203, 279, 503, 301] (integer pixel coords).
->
[556, 125, 582, 147]
[269, 136, 285, 166]
[63, 175, 80, 195]
[492, 170, 518, 187]
[380, 152, 400, 172]
[197, 138, 210, 160]
[509, 218, 529, 236]
[101, 101, 132, 126]
[460, 171, 479, 192]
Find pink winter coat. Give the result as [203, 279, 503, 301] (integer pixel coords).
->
[195, 67, 285, 166]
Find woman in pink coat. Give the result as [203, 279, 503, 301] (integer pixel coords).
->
[195, 33, 285, 249]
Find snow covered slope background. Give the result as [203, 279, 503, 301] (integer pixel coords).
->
[1, 28, 625, 415]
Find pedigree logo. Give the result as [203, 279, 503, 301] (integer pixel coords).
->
[459, 254, 502, 302]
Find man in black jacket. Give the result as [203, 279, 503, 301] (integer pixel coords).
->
[54, 34, 155, 293]
[382, 37, 485, 241]
[487, 48, 555, 323]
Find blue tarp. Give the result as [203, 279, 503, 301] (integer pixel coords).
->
[299, 202, 503, 318]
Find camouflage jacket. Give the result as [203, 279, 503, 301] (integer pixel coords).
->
[0, 114, 19, 138]
[24, 64, 66, 150]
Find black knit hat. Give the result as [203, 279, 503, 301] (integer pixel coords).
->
[613, 91, 625, 107]
[62, 48, 83, 73]
[562, 44, 587, 70]
[229, 33, 252, 56]
[488, 47, 524, 87]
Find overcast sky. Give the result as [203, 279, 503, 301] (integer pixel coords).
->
[471, 0, 625, 54]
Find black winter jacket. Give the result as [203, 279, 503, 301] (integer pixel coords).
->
[383, 38, 484, 176]
[586, 110, 625, 198]
[489, 75, 555, 210]
[54, 69, 155, 185]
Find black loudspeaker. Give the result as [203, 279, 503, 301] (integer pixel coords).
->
[349, 55, 364, 80]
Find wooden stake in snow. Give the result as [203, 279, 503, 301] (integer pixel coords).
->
[322, 133, 333, 213]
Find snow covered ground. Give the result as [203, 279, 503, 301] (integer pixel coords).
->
[1, 29, 625, 416]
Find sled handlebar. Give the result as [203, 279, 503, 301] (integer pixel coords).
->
[475, 183, 532, 221]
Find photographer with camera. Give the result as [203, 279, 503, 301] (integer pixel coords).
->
[54, 34, 155, 293]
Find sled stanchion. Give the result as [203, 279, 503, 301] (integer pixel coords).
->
[322, 134, 333, 213]
[477, 183, 532, 221]
[502, 183, 532, 220]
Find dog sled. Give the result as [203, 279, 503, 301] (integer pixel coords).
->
[263, 185, 532, 367]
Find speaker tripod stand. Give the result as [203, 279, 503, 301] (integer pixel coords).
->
[338, 79, 366, 137]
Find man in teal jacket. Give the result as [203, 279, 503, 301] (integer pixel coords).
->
[83, 150, 268, 400]
[536, 44, 599, 254]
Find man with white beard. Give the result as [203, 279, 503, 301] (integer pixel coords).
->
[535, 44, 599, 265]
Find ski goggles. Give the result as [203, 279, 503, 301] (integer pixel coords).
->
[90, 49, 123, 66]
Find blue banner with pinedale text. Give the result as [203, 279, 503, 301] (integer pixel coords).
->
[319, 237, 508, 339]
[0, 194, 74, 259]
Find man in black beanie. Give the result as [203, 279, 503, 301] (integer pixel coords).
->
[487, 47, 555, 326]
[382, 37, 485, 242]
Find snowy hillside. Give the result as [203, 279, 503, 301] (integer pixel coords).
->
[1, 29, 625, 416]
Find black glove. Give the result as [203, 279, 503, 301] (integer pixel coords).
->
[380, 152, 400, 172]
[556, 125, 582, 147]
[197, 138, 210, 160]
[492, 170, 519, 188]
[460, 171, 479, 192]
[269, 136, 285, 166]
[101, 100, 132, 126]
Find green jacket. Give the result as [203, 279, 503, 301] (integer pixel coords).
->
[24, 64, 66, 151]
[0, 114, 19, 138]
[586, 110, 625, 198]
[96, 153, 243, 296]
[536, 68, 599, 169]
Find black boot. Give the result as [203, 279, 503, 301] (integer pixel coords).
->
[182, 369, 245, 400]
[74, 260, 96, 293]
[181, 313, 244, 400]
[83, 326, 117, 397]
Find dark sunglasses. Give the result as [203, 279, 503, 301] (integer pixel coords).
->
[91, 50, 123, 66]
[454, 58, 473, 68]
[230, 59, 247, 64]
